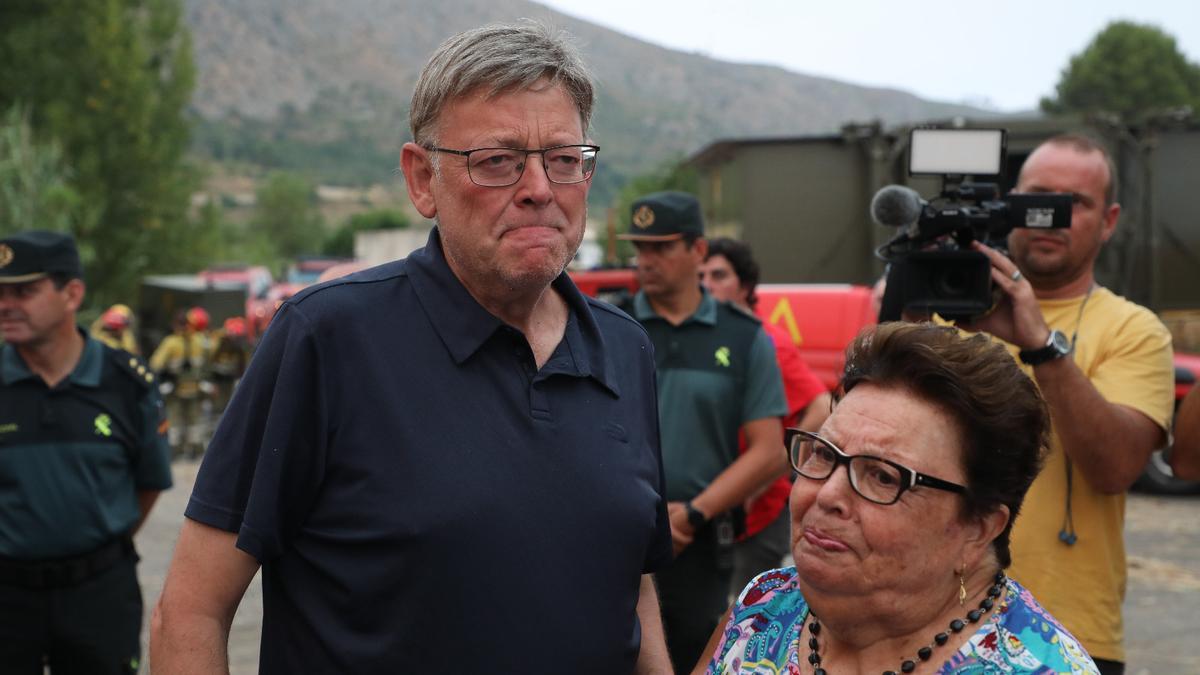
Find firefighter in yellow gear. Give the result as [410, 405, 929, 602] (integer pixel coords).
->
[209, 316, 252, 414]
[150, 307, 213, 458]
[90, 304, 139, 354]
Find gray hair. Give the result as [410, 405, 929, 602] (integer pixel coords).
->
[409, 21, 595, 147]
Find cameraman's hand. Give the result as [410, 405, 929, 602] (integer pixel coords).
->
[959, 241, 1051, 351]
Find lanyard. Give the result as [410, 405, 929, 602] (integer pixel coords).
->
[1059, 283, 1096, 547]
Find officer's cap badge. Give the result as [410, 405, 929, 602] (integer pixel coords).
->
[632, 205, 655, 229]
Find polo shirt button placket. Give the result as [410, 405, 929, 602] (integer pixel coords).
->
[529, 383, 552, 421]
[41, 397, 58, 428]
[665, 340, 683, 367]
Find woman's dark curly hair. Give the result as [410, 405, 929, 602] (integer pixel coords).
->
[839, 322, 1049, 568]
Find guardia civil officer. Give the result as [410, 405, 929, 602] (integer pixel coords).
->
[620, 192, 788, 672]
[0, 230, 173, 674]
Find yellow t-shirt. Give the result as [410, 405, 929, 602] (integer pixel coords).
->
[1006, 287, 1174, 663]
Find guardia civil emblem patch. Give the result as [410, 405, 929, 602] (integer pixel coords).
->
[715, 346, 731, 367]
[94, 413, 113, 437]
[632, 205, 655, 229]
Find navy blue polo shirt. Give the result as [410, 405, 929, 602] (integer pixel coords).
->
[187, 229, 672, 674]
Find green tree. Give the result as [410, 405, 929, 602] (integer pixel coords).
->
[252, 171, 326, 260]
[323, 208, 409, 257]
[600, 159, 699, 265]
[0, 105, 91, 236]
[1041, 21, 1200, 119]
[0, 0, 198, 308]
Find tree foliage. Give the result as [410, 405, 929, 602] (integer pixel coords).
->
[1041, 21, 1200, 119]
[0, 0, 200, 308]
[0, 106, 91, 236]
[252, 171, 326, 260]
[323, 208, 409, 257]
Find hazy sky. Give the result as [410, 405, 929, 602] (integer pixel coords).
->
[535, 0, 1200, 112]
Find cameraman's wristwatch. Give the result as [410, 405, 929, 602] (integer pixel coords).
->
[1019, 329, 1071, 366]
[685, 502, 708, 530]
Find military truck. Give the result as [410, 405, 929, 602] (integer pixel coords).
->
[686, 114, 1200, 317]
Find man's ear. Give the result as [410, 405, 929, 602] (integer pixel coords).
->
[64, 279, 86, 313]
[400, 142, 438, 219]
[1100, 202, 1120, 244]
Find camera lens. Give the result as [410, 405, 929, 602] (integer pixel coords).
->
[935, 268, 970, 298]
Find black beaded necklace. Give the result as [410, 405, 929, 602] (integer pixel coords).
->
[805, 571, 1006, 675]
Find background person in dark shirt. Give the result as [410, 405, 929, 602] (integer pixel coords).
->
[150, 22, 673, 674]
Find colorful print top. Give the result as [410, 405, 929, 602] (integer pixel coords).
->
[707, 567, 1099, 674]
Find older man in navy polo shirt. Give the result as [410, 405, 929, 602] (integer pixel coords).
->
[151, 22, 673, 674]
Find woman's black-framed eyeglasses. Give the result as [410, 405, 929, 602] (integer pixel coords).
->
[785, 428, 968, 505]
[425, 144, 599, 187]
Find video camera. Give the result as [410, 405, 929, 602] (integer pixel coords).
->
[873, 128, 1073, 321]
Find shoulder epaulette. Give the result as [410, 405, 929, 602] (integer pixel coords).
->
[106, 347, 157, 389]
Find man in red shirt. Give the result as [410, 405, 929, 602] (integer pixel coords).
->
[701, 238, 832, 597]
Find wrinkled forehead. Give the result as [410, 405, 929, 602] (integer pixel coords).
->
[821, 396, 904, 449]
[824, 384, 965, 466]
[434, 79, 586, 139]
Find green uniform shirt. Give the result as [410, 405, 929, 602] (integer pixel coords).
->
[0, 332, 173, 559]
[632, 290, 787, 502]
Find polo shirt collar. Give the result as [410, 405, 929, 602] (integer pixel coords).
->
[406, 228, 503, 364]
[70, 331, 104, 387]
[632, 287, 718, 326]
[406, 228, 621, 397]
[550, 274, 621, 397]
[0, 328, 103, 387]
[0, 343, 29, 384]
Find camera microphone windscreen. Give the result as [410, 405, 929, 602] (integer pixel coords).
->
[870, 185, 925, 228]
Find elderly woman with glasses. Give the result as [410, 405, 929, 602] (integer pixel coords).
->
[697, 322, 1098, 674]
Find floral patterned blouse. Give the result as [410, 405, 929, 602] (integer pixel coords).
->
[707, 567, 1099, 674]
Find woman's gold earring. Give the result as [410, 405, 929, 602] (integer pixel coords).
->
[958, 570, 967, 606]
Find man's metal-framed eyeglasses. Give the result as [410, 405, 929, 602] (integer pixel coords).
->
[425, 144, 600, 187]
[785, 428, 968, 505]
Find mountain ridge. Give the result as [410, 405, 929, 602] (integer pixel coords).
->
[183, 0, 998, 198]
